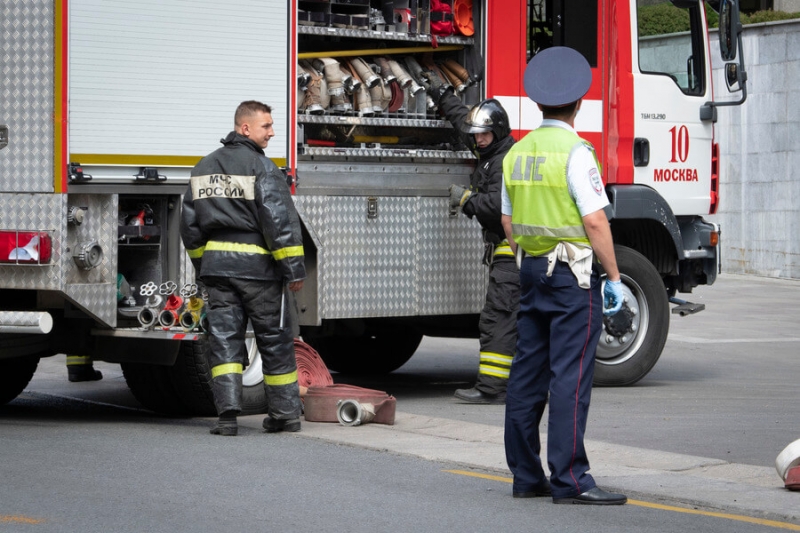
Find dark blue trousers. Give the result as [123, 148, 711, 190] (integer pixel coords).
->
[504, 255, 603, 499]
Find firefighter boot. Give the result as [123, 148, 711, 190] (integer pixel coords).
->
[263, 416, 301, 433]
[210, 410, 239, 436]
[454, 386, 506, 405]
[67, 355, 103, 382]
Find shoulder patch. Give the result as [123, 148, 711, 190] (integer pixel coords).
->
[589, 168, 603, 195]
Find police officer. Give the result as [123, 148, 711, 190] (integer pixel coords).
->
[424, 72, 518, 405]
[501, 47, 627, 504]
[181, 100, 306, 436]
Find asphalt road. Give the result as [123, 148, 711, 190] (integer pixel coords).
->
[340, 272, 800, 468]
[2, 273, 799, 532]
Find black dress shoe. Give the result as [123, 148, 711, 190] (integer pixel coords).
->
[553, 487, 627, 505]
[513, 480, 552, 498]
[453, 387, 506, 405]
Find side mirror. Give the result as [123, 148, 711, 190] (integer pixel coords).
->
[719, 0, 739, 62]
[725, 63, 742, 92]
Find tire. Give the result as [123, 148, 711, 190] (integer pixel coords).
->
[121, 340, 216, 417]
[594, 245, 670, 386]
[302, 322, 423, 374]
[240, 333, 269, 415]
[0, 355, 40, 406]
[121, 334, 269, 417]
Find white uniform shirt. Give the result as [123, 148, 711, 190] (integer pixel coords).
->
[501, 119, 609, 217]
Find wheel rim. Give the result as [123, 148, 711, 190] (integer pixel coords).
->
[596, 274, 649, 366]
[241, 334, 263, 387]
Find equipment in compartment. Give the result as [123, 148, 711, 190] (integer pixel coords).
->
[297, 0, 477, 156]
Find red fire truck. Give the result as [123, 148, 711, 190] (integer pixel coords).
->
[0, 0, 747, 414]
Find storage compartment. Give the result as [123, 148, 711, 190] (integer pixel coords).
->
[296, 1, 481, 160]
[116, 195, 173, 312]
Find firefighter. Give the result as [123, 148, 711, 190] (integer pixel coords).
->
[180, 100, 306, 436]
[501, 47, 626, 504]
[424, 72, 517, 405]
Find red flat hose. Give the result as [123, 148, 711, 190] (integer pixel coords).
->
[294, 339, 334, 395]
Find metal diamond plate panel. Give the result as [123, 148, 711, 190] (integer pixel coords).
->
[0, 193, 64, 290]
[417, 197, 487, 314]
[64, 194, 118, 327]
[309, 196, 417, 318]
[0, 0, 55, 193]
[294, 195, 487, 319]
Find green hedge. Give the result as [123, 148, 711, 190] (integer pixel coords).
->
[639, 4, 800, 37]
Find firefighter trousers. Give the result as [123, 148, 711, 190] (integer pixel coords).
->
[204, 276, 301, 420]
[475, 256, 519, 396]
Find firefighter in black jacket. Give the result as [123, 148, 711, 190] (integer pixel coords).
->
[425, 74, 518, 404]
[181, 100, 306, 436]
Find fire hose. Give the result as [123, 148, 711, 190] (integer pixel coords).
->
[294, 339, 334, 396]
[304, 384, 396, 426]
[293, 340, 395, 425]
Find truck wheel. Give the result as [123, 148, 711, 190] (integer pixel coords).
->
[122, 336, 269, 417]
[0, 355, 40, 406]
[121, 340, 215, 417]
[302, 325, 423, 374]
[594, 245, 669, 386]
[241, 335, 269, 415]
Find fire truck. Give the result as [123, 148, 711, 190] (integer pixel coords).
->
[0, 0, 747, 414]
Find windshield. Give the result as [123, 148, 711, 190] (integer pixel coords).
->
[637, 0, 706, 96]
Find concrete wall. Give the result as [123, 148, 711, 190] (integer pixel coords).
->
[774, 0, 800, 12]
[709, 20, 800, 279]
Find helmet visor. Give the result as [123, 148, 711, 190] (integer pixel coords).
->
[459, 105, 494, 134]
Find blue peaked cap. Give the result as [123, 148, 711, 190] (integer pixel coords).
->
[524, 46, 592, 107]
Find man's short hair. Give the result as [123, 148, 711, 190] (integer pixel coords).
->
[235, 100, 272, 127]
[540, 101, 579, 120]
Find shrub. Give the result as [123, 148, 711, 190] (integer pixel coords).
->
[741, 9, 800, 23]
[639, 4, 800, 37]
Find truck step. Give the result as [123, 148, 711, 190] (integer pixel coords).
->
[669, 297, 706, 316]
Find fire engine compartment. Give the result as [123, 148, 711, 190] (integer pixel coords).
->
[295, 1, 484, 164]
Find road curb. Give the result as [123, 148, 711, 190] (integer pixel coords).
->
[238, 411, 800, 524]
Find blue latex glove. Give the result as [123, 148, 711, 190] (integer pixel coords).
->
[603, 279, 624, 316]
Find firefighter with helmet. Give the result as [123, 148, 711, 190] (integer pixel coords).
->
[423, 72, 518, 405]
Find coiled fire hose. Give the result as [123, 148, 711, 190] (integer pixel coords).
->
[292, 340, 395, 425]
[294, 339, 334, 396]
